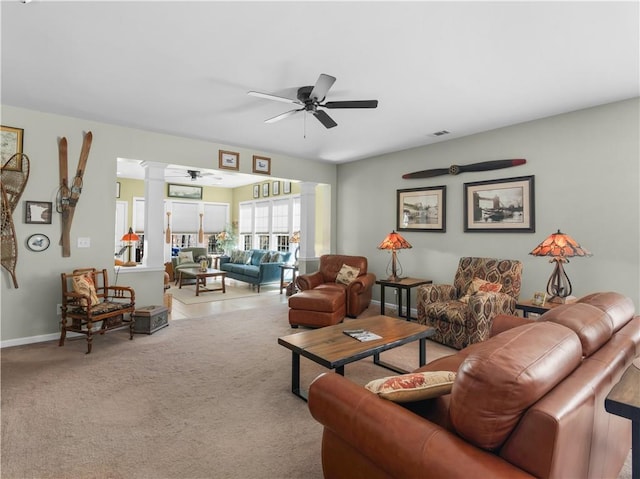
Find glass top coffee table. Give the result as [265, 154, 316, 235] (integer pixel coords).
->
[177, 267, 227, 296]
[278, 315, 435, 401]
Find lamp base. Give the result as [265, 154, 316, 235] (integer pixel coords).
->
[386, 274, 405, 282]
[122, 261, 138, 267]
[548, 295, 577, 304]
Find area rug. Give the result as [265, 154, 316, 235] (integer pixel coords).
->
[169, 281, 279, 304]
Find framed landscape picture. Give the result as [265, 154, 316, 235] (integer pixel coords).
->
[463, 175, 535, 232]
[397, 186, 446, 232]
[168, 183, 202, 200]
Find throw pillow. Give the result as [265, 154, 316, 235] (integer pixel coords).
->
[177, 250, 194, 265]
[261, 252, 272, 263]
[270, 252, 282, 263]
[336, 264, 360, 285]
[365, 371, 457, 403]
[460, 277, 503, 303]
[71, 273, 100, 307]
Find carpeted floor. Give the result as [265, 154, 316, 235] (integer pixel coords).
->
[1, 301, 633, 478]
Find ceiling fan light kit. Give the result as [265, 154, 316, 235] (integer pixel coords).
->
[248, 73, 378, 129]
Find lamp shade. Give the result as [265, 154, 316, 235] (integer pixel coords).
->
[289, 231, 300, 244]
[377, 231, 412, 250]
[121, 227, 140, 243]
[529, 230, 591, 258]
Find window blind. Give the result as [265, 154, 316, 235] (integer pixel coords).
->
[171, 201, 199, 233]
[203, 203, 228, 233]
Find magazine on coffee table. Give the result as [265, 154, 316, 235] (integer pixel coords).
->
[343, 329, 382, 342]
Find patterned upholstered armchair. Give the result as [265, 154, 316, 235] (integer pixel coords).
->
[417, 257, 522, 349]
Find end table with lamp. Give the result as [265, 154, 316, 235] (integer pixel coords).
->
[376, 230, 431, 320]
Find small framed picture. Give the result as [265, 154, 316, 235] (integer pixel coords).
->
[272, 181, 280, 195]
[283, 181, 291, 194]
[532, 291, 547, 306]
[262, 183, 269, 197]
[253, 155, 271, 175]
[25, 201, 53, 224]
[116, 182, 121, 198]
[253, 184, 260, 199]
[219, 150, 239, 171]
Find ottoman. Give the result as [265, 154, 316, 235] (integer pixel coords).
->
[288, 290, 346, 328]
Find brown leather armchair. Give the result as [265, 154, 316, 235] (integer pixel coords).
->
[296, 254, 376, 317]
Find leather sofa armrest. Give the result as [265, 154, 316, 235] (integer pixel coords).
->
[347, 272, 376, 295]
[308, 373, 534, 479]
[296, 271, 323, 290]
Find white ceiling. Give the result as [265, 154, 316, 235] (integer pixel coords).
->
[1, 1, 638, 187]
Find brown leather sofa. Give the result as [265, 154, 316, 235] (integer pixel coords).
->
[308, 292, 639, 479]
[296, 254, 376, 318]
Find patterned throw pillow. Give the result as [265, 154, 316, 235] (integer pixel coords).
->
[260, 252, 272, 263]
[270, 252, 282, 263]
[336, 264, 360, 285]
[365, 371, 457, 403]
[178, 250, 194, 264]
[71, 274, 100, 307]
[460, 277, 503, 303]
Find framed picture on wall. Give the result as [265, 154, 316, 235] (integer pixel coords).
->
[262, 182, 269, 197]
[1, 125, 24, 171]
[463, 175, 535, 232]
[25, 201, 53, 224]
[397, 186, 446, 232]
[272, 181, 280, 195]
[253, 155, 271, 175]
[283, 181, 291, 194]
[168, 183, 203, 200]
[116, 182, 121, 198]
[219, 150, 239, 171]
[253, 184, 259, 199]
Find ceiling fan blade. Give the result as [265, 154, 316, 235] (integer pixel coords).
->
[323, 100, 378, 109]
[403, 159, 526, 179]
[313, 109, 337, 129]
[310, 74, 336, 102]
[248, 91, 300, 105]
[265, 108, 303, 124]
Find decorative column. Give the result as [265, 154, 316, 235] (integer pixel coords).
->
[298, 182, 317, 273]
[140, 161, 166, 269]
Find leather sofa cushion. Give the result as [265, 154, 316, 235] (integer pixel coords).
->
[540, 303, 613, 357]
[450, 321, 582, 451]
[577, 291, 636, 333]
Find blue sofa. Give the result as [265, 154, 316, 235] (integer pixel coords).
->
[219, 249, 292, 292]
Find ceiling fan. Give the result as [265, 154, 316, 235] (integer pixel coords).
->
[248, 73, 378, 129]
[165, 169, 220, 182]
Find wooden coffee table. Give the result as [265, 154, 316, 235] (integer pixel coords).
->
[278, 315, 435, 401]
[178, 267, 227, 296]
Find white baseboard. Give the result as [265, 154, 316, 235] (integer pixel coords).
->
[1, 331, 86, 349]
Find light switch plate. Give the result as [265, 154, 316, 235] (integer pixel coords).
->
[77, 237, 91, 248]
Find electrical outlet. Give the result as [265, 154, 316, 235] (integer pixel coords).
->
[56, 304, 62, 316]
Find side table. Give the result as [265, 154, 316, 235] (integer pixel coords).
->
[280, 264, 298, 295]
[376, 277, 432, 321]
[515, 299, 563, 318]
[605, 359, 640, 479]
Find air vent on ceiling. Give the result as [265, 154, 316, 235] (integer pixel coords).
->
[430, 130, 451, 137]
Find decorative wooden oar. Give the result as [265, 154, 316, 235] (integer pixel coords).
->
[1, 152, 30, 288]
[165, 212, 171, 244]
[403, 159, 526, 179]
[198, 213, 204, 243]
[59, 132, 92, 257]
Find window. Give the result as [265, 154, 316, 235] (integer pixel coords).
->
[238, 196, 300, 252]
